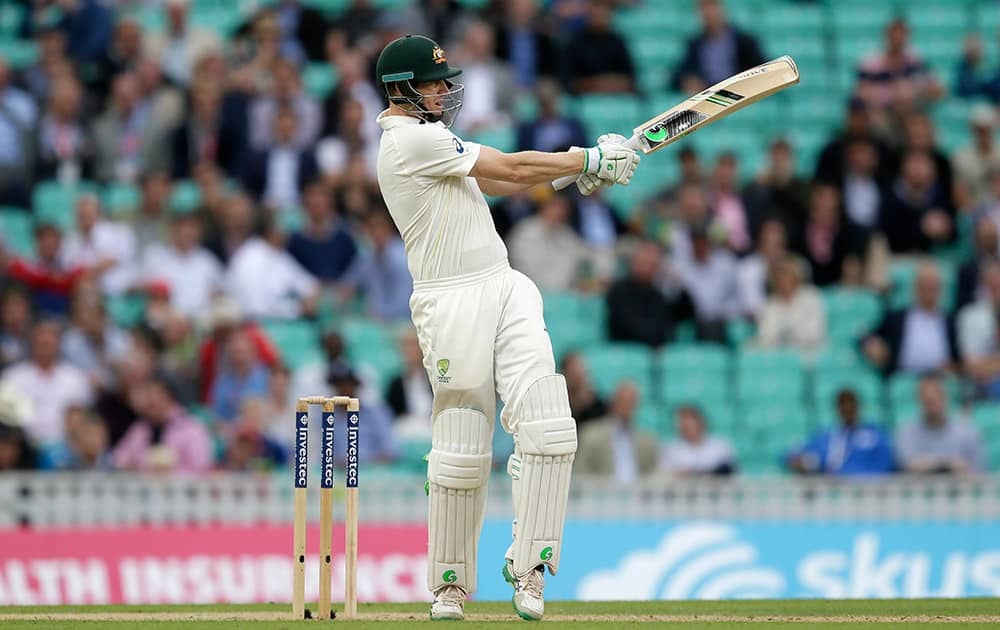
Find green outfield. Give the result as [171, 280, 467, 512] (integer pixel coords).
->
[1, 599, 998, 629]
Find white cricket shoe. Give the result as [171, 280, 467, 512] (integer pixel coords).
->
[503, 561, 545, 621]
[430, 584, 467, 621]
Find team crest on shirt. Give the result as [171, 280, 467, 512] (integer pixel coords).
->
[432, 46, 447, 64]
[453, 137, 464, 154]
[437, 358, 451, 383]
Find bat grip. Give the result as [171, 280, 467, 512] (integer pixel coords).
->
[551, 133, 642, 191]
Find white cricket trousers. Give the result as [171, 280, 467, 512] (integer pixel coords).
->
[409, 261, 556, 433]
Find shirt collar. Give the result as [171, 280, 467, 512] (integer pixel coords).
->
[377, 110, 427, 130]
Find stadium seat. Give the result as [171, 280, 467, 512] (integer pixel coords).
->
[660, 343, 732, 405]
[736, 349, 805, 403]
[262, 319, 324, 370]
[32, 180, 99, 230]
[887, 373, 962, 410]
[812, 367, 883, 425]
[0, 39, 38, 69]
[636, 400, 668, 436]
[303, 63, 338, 99]
[105, 294, 148, 328]
[971, 403, 1000, 471]
[814, 344, 865, 371]
[738, 401, 810, 474]
[170, 180, 202, 214]
[823, 288, 883, 343]
[102, 183, 141, 217]
[0, 208, 35, 257]
[661, 343, 731, 373]
[580, 342, 654, 399]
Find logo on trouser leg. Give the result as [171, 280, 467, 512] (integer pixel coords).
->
[436, 358, 451, 383]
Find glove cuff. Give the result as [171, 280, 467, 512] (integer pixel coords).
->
[582, 147, 602, 174]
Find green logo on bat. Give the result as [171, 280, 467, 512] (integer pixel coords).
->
[643, 126, 668, 143]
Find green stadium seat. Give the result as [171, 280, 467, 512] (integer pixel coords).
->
[302, 0, 351, 16]
[102, 183, 141, 217]
[823, 288, 883, 343]
[887, 259, 956, 311]
[636, 400, 668, 436]
[0, 39, 38, 69]
[105, 294, 148, 328]
[762, 2, 824, 31]
[887, 373, 961, 410]
[738, 401, 810, 474]
[0, 208, 35, 257]
[170, 180, 202, 214]
[574, 94, 644, 139]
[262, 319, 324, 370]
[814, 344, 865, 371]
[902, 2, 971, 31]
[468, 125, 516, 154]
[580, 342, 654, 399]
[971, 403, 1000, 470]
[661, 343, 731, 373]
[0, 3, 25, 36]
[736, 349, 805, 402]
[727, 319, 756, 347]
[303, 63, 338, 99]
[661, 370, 731, 407]
[32, 180, 99, 230]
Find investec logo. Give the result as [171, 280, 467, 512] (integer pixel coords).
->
[295, 413, 308, 488]
[345, 413, 359, 487]
[321, 413, 334, 488]
[578, 523, 784, 600]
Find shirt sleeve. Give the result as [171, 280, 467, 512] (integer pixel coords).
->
[394, 124, 481, 179]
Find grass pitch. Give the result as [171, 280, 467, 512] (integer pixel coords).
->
[1, 599, 998, 629]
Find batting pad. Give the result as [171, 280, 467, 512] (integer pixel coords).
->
[426, 408, 493, 593]
[509, 374, 577, 578]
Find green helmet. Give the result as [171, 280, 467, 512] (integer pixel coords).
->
[376, 35, 464, 128]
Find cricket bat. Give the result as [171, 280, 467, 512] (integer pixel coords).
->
[553, 55, 799, 191]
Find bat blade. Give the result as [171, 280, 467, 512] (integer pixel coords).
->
[551, 55, 799, 191]
[634, 55, 799, 154]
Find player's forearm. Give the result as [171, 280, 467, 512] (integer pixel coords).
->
[470, 146, 584, 185]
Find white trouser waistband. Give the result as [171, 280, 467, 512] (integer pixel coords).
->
[412, 260, 510, 291]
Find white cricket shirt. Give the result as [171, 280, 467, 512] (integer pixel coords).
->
[376, 111, 508, 282]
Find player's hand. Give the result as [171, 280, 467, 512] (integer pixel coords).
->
[575, 134, 630, 195]
[597, 133, 628, 145]
[583, 143, 640, 185]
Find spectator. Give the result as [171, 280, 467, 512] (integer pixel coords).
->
[980, 168, 1000, 242]
[229, 11, 284, 96]
[112, 372, 213, 473]
[606, 240, 685, 347]
[672, 222, 741, 342]
[48, 406, 111, 470]
[286, 180, 358, 284]
[197, 297, 280, 403]
[141, 211, 223, 317]
[564, 0, 635, 94]
[242, 106, 319, 210]
[815, 98, 894, 186]
[273, 0, 330, 63]
[211, 329, 271, 422]
[862, 262, 958, 375]
[320, 52, 383, 146]
[494, 0, 561, 88]
[880, 150, 954, 254]
[43, 0, 114, 65]
[743, 139, 811, 238]
[0, 385, 36, 471]
[249, 58, 322, 151]
[509, 193, 593, 292]
[93, 342, 156, 448]
[60, 193, 137, 295]
[205, 192, 259, 265]
[452, 20, 515, 135]
[144, 0, 223, 87]
[955, 33, 1000, 103]
[0, 286, 33, 369]
[570, 187, 624, 265]
[95, 17, 144, 90]
[670, 0, 765, 93]
[839, 136, 885, 255]
[957, 217, 998, 309]
[225, 218, 320, 320]
[953, 105, 1000, 210]
[786, 389, 896, 476]
[132, 171, 173, 251]
[326, 361, 397, 464]
[387, 331, 433, 438]
[61, 288, 131, 389]
[0, 320, 92, 448]
[854, 18, 943, 133]
[328, 0, 379, 50]
[661, 404, 735, 476]
[754, 255, 827, 354]
[0, 56, 39, 206]
[7, 222, 87, 316]
[896, 374, 984, 474]
[560, 352, 606, 427]
[739, 219, 788, 317]
[791, 182, 852, 287]
[22, 22, 71, 104]
[575, 383, 658, 480]
[958, 261, 1000, 399]
[707, 152, 750, 252]
[516, 79, 586, 154]
[318, 99, 379, 183]
[356, 210, 413, 321]
[171, 80, 246, 180]
[634, 156, 706, 249]
[900, 111, 953, 202]
[221, 406, 286, 471]
[35, 76, 92, 182]
[91, 72, 169, 183]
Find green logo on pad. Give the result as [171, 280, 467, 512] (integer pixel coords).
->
[540, 547, 553, 561]
[443, 570, 457, 583]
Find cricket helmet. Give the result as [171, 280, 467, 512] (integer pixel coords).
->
[376, 34, 464, 127]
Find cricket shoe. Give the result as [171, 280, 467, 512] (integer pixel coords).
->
[430, 584, 467, 621]
[502, 561, 545, 621]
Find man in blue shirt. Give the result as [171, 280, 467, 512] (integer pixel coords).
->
[787, 388, 896, 476]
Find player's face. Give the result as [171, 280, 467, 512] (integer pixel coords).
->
[416, 80, 449, 116]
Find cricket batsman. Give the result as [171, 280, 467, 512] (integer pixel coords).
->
[374, 35, 640, 620]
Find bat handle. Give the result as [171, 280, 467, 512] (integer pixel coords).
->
[551, 133, 642, 191]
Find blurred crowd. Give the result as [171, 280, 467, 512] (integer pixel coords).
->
[0, 0, 997, 479]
